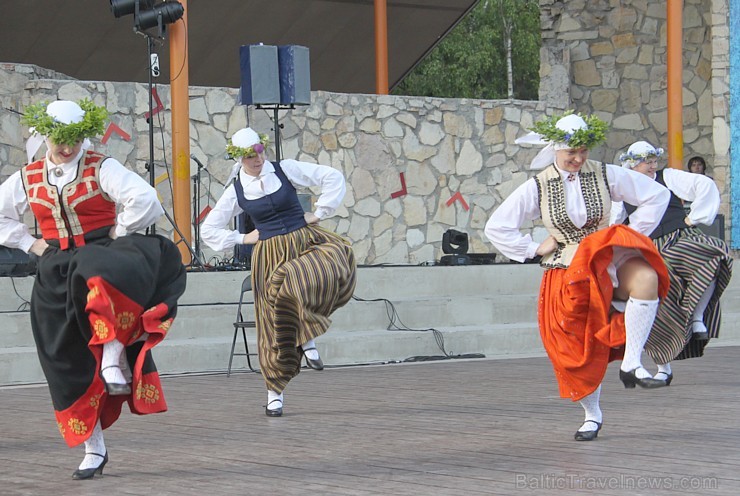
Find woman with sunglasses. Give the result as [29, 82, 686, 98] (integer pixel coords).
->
[613, 141, 733, 384]
[201, 127, 356, 417]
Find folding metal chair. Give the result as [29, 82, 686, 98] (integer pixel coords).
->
[227, 275, 259, 376]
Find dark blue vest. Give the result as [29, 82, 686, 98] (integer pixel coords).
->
[233, 162, 307, 240]
[625, 169, 687, 239]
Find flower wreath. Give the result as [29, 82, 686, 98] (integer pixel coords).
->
[226, 133, 271, 159]
[618, 147, 664, 164]
[21, 99, 108, 146]
[529, 111, 608, 149]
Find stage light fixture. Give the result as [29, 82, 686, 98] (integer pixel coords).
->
[442, 229, 469, 255]
[439, 229, 471, 266]
[110, 0, 183, 35]
[137, 1, 185, 31]
[110, 0, 153, 19]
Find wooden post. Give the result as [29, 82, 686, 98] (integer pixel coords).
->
[666, 0, 683, 169]
[169, 0, 192, 263]
[374, 0, 389, 94]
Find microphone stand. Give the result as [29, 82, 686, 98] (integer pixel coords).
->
[191, 156, 205, 262]
[137, 30, 205, 270]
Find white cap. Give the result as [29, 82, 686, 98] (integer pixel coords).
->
[230, 127, 260, 148]
[553, 114, 588, 150]
[619, 140, 664, 168]
[45, 100, 85, 125]
[26, 100, 88, 163]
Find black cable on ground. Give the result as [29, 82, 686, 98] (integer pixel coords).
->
[351, 295, 485, 362]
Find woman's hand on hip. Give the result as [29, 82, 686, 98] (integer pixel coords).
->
[29, 238, 49, 257]
[535, 235, 559, 257]
[304, 212, 320, 225]
[243, 229, 260, 245]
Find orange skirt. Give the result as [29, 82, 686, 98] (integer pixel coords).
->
[538, 225, 669, 401]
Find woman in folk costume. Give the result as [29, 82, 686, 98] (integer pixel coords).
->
[484, 112, 673, 441]
[612, 141, 732, 384]
[0, 99, 186, 479]
[201, 127, 356, 417]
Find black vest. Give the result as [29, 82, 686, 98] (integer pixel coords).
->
[624, 170, 687, 239]
[233, 162, 307, 240]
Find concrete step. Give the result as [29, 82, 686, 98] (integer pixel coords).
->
[2, 263, 739, 385]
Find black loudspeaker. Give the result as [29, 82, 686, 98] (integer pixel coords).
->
[0, 246, 36, 277]
[233, 213, 254, 268]
[278, 45, 311, 105]
[697, 214, 725, 240]
[239, 44, 280, 105]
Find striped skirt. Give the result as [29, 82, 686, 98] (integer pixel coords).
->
[251, 225, 356, 393]
[643, 227, 733, 363]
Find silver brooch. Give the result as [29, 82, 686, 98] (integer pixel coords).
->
[52, 167, 64, 177]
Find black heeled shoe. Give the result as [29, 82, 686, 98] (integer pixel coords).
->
[100, 366, 131, 396]
[654, 371, 674, 386]
[72, 451, 108, 480]
[619, 368, 667, 389]
[303, 347, 324, 371]
[574, 420, 602, 441]
[265, 399, 283, 417]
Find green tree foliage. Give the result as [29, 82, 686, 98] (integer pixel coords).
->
[392, 0, 541, 100]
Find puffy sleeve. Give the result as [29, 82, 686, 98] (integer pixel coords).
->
[201, 184, 245, 252]
[99, 157, 163, 236]
[484, 179, 542, 262]
[662, 168, 720, 226]
[279, 159, 345, 219]
[0, 171, 36, 252]
[606, 164, 670, 236]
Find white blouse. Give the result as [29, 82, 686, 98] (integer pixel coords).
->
[610, 168, 720, 226]
[485, 163, 670, 262]
[0, 149, 163, 253]
[201, 159, 346, 252]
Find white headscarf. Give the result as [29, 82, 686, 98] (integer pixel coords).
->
[514, 114, 589, 170]
[618, 140, 664, 169]
[25, 100, 92, 163]
[224, 127, 262, 186]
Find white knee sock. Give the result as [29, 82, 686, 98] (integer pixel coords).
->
[578, 385, 602, 432]
[620, 297, 659, 375]
[79, 421, 106, 470]
[267, 390, 284, 410]
[302, 339, 319, 360]
[119, 351, 132, 384]
[691, 280, 717, 334]
[101, 340, 126, 384]
[655, 362, 672, 380]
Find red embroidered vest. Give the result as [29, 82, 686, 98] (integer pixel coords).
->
[21, 151, 116, 250]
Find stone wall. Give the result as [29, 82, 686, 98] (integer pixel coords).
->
[540, 0, 732, 226]
[1, 64, 555, 264]
[0, 0, 732, 260]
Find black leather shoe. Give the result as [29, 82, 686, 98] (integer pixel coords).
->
[619, 368, 667, 389]
[303, 347, 324, 371]
[654, 371, 674, 386]
[692, 331, 709, 341]
[265, 399, 283, 417]
[72, 451, 108, 480]
[100, 366, 132, 396]
[574, 421, 602, 441]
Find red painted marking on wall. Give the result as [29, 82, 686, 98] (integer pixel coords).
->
[390, 172, 407, 199]
[196, 205, 212, 224]
[144, 87, 165, 120]
[101, 122, 131, 144]
[446, 191, 469, 211]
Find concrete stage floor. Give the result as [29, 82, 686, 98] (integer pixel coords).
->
[2, 347, 738, 495]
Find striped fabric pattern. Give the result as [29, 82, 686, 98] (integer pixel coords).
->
[644, 227, 733, 363]
[251, 225, 356, 393]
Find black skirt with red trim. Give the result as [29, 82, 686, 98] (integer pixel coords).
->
[30, 232, 186, 447]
